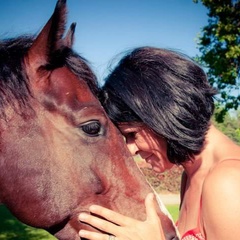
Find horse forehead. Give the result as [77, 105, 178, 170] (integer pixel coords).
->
[50, 67, 98, 102]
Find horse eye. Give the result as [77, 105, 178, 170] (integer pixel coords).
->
[80, 121, 102, 137]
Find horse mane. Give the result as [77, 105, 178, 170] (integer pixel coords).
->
[0, 36, 33, 118]
[0, 35, 99, 119]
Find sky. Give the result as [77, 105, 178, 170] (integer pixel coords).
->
[0, 0, 208, 82]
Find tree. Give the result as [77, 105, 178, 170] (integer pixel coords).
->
[194, 0, 240, 121]
[212, 109, 240, 145]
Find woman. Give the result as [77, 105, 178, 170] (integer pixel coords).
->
[78, 47, 240, 240]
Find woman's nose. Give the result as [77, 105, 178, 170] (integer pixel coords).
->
[126, 141, 139, 156]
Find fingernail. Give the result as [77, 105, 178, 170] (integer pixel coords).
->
[89, 205, 97, 211]
[148, 192, 154, 200]
[79, 213, 87, 221]
[79, 230, 86, 237]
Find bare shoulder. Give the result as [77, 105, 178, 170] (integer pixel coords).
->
[203, 158, 240, 196]
[201, 158, 240, 239]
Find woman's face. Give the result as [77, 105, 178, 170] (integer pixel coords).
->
[117, 123, 174, 173]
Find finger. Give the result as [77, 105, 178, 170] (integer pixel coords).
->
[79, 213, 118, 234]
[79, 229, 110, 240]
[89, 205, 138, 226]
[145, 193, 159, 222]
[145, 193, 165, 237]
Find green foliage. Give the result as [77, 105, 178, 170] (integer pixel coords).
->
[213, 108, 240, 144]
[0, 205, 55, 240]
[194, 0, 240, 117]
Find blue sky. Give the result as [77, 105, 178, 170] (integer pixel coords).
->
[0, 0, 208, 82]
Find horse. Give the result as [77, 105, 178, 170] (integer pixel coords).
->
[0, 1, 179, 239]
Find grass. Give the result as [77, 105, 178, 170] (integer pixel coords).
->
[0, 204, 179, 239]
[0, 205, 55, 240]
[166, 204, 179, 222]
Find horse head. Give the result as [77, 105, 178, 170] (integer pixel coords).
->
[0, 1, 179, 239]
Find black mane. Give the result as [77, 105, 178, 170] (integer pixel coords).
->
[0, 36, 33, 118]
[0, 35, 99, 118]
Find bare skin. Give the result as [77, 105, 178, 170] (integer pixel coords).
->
[79, 124, 240, 240]
[79, 193, 165, 240]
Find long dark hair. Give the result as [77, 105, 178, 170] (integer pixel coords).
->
[100, 47, 217, 164]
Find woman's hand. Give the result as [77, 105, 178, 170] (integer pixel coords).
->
[79, 193, 165, 240]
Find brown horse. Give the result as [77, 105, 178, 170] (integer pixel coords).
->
[0, 1, 179, 239]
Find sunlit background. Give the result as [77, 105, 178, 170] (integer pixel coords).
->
[0, 0, 208, 82]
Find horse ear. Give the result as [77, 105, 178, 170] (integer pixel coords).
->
[62, 22, 76, 48]
[25, 0, 67, 71]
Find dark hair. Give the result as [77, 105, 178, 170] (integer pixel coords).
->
[0, 36, 99, 119]
[100, 47, 217, 164]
